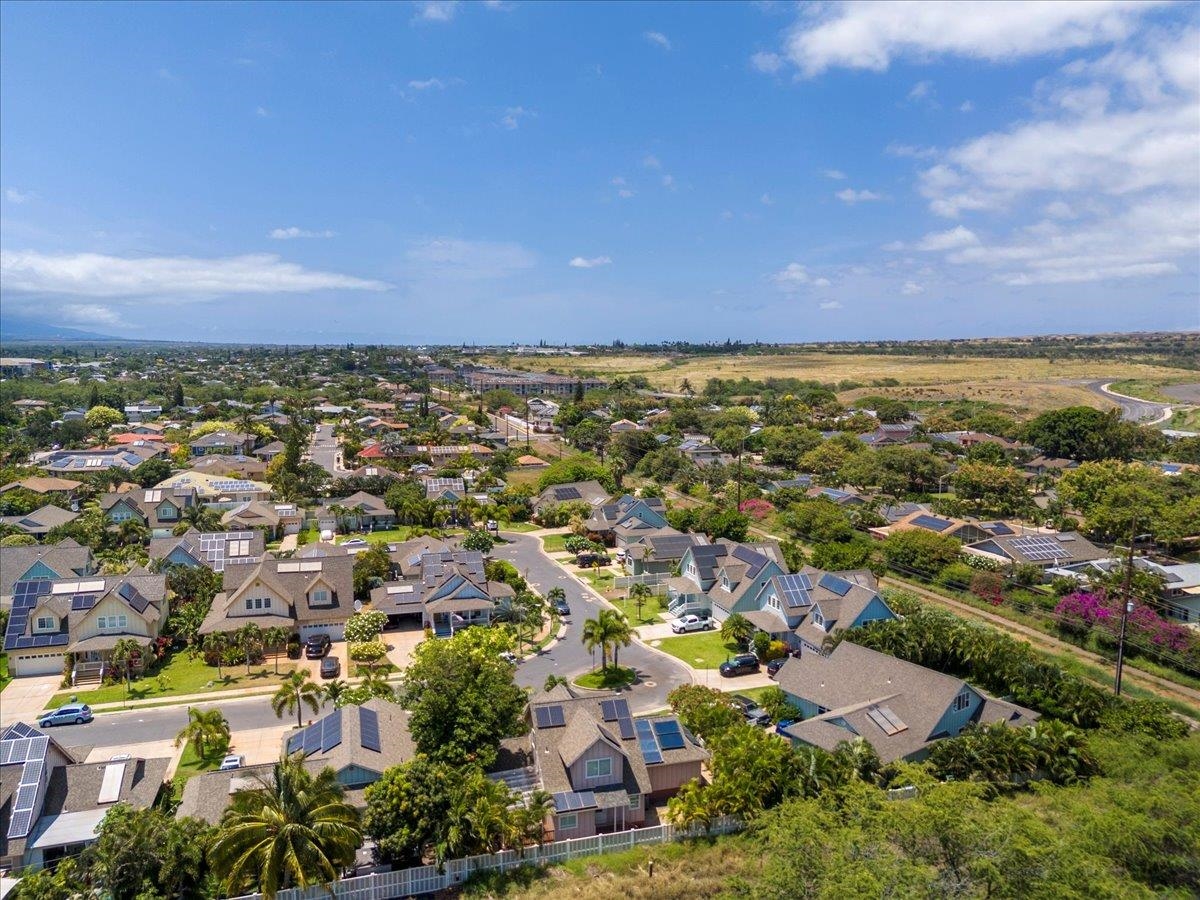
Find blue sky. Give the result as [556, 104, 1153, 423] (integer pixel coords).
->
[2, 1, 1197, 344]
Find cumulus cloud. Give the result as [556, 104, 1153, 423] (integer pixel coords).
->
[836, 188, 881, 203]
[269, 227, 336, 240]
[819, 299, 842, 310]
[569, 256, 612, 268]
[0, 250, 390, 297]
[499, 106, 534, 130]
[916, 226, 980, 251]
[644, 31, 672, 51]
[772, 263, 830, 290]
[960, 100, 975, 112]
[821, 168, 847, 180]
[901, 281, 926, 295]
[61, 303, 123, 326]
[413, 0, 459, 23]
[780, 1, 1163, 76]
[406, 238, 536, 279]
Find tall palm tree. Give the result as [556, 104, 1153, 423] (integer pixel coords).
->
[174, 706, 230, 759]
[236, 622, 263, 675]
[109, 637, 144, 695]
[183, 503, 223, 533]
[271, 669, 323, 728]
[322, 679, 350, 706]
[602, 610, 633, 670]
[263, 626, 289, 675]
[203, 631, 230, 679]
[581, 615, 610, 670]
[211, 753, 361, 900]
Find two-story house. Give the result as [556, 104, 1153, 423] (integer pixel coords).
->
[317, 491, 395, 533]
[188, 430, 256, 457]
[221, 500, 304, 537]
[584, 494, 670, 548]
[100, 487, 198, 538]
[1, 540, 96, 611]
[624, 532, 710, 578]
[532, 481, 610, 519]
[665, 540, 787, 622]
[147, 528, 266, 573]
[370, 548, 513, 636]
[198, 555, 355, 643]
[3, 571, 168, 680]
[774, 641, 1037, 763]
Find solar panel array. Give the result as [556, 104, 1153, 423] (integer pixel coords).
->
[817, 573, 853, 597]
[211, 479, 262, 493]
[194, 531, 261, 572]
[552, 790, 597, 812]
[287, 708, 345, 757]
[866, 705, 908, 736]
[635, 718, 663, 765]
[911, 514, 954, 532]
[600, 698, 630, 722]
[4, 731, 50, 840]
[983, 522, 1015, 536]
[732, 544, 769, 576]
[775, 573, 814, 609]
[117, 581, 150, 614]
[552, 486, 582, 501]
[1010, 535, 1068, 561]
[534, 705, 566, 728]
[359, 707, 381, 752]
[5, 581, 67, 652]
[652, 719, 686, 751]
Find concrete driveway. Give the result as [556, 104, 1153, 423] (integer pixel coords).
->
[384, 622, 424, 671]
[0, 674, 63, 728]
[296, 640, 349, 680]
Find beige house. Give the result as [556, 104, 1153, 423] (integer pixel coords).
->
[200, 556, 354, 642]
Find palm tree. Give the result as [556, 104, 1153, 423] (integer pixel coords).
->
[271, 669, 323, 729]
[263, 626, 289, 675]
[602, 610, 633, 671]
[183, 503, 223, 532]
[358, 667, 394, 702]
[628, 583, 652, 624]
[720, 613, 755, 650]
[211, 753, 361, 900]
[323, 679, 350, 706]
[203, 632, 230, 679]
[109, 637, 144, 695]
[174, 706, 230, 759]
[543, 674, 569, 692]
[581, 615, 610, 670]
[236, 622, 263, 675]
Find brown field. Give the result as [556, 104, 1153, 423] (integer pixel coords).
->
[481, 353, 1196, 415]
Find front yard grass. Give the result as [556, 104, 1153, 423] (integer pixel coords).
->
[608, 594, 664, 626]
[655, 631, 743, 669]
[540, 533, 572, 553]
[579, 568, 616, 592]
[574, 665, 636, 690]
[169, 737, 229, 805]
[50, 650, 296, 708]
[0, 654, 10, 692]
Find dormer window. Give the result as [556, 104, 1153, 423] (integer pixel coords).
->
[811, 609, 825, 629]
[35, 615, 55, 631]
[310, 589, 331, 606]
[158, 503, 177, 520]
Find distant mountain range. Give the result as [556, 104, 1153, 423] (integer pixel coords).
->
[0, 316, 122, 343]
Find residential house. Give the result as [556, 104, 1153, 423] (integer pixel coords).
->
[1045, 557, 1200, 624]
[1, 722, 169, 871]
[679, 437, 723, 467]
[123, 402, 163, 423]
[665, 539, 788, 622]
[929, 431, 1024, 452]
[608, 419, 640, 434]
[387, 534, 461, 579]
[857, 422, 917, 447]
[877, 501, 932, 524]
[804, 486, 868, 506]
[0, 356, 48, 376]
[0, 540, 95, 610]
[155, 471, 272, 506]
[422, 477, 467, 505]
[100, 488, 197, 538]
[1023, 455, 1078, 477]
[532, 480, 609, 518]
[3, 570, 168, 680]
[515, 455, 549, 469]
[624, 532, 709, 577]
[526, 397, 560, 428]
[869, 511, 1019, 544]
[370, 548, 512, 635]
[189, 430, 255, 457]
[0, 504, 79, 538]
[964, 531, 1106, 572]
[199, 555, 354, 642]
[147, 528, 265, 573]
[514, 691, 707, 839]
[177, 700, 416, 824]
[584, 494, 670, 548]
[40, 445, 163, 475]
[252, 440, 286, 462]
[317, 492, 395, 533]
[774, 641, 1037, 763]
[127, 422, 165, 437]
[221, 500, 304, 537]
[766, 476, 813, 493]
[0, 477, 83, 498]
[13, 399, 50, 413]
[188, 454, 268, 479]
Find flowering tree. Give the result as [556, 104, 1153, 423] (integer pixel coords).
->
[738, 498, 775, 521]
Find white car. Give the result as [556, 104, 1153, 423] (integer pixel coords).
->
[218, 754, 244, 771]
[671, 614, 715, 634]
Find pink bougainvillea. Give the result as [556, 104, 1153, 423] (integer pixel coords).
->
[738, 498, 775, 521]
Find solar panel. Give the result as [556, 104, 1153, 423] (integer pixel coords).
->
[617, 716, 635, 740]
[576, 790, 596, 808]
[534, 705, 566, 728]
[911, 514, 954, 532]
[302, 721, 322, 755]
[554, 487, 581, 501]
[1010, 536, 1067, 561]
[7, 810, 32, 840]
[775, 574, 813, 609]
[286, 731, 304, 754]
[360, 707, 381, 751]
[877, 706, 907, 733]
[985, 522, 1015, 536]
[635, 719, 663, 765]
[4, 722, 38, 739]
[818, 573, 853, 597]
[321, 709, 343, 753]
[867, 706, 901, 736]
[72, 594, 97, 610]
[653, 719, 686, 751]
[117, 581, 150, 613]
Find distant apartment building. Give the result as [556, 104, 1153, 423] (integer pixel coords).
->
[460, 366, 605, 398]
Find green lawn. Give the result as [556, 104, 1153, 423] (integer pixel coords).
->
[170, 737, 229, 804]
[579, 569, 616, 592]
[498, 521, 541, 533]
[655, 631, 743, 669]
[608, 594, 664, 626]
[574, 665, 636, 690]
[540, 533, 571, 553]
[0, 654, 10, 692]
[51, 650, 296, 708]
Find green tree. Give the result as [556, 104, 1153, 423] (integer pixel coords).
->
[109, 637, 144, 696]
[174, 706, 231, 759]
[352, 542, 393, 599]
[85, 404, 124, 430]
[263, 625, 290, 674]
[461, 528, 496, 554]
[344, 608, 388, 643]
[628, 582, 652, 622]
[667, 684, 744, 743]
[881, 529, 962, 576]
[211, 754, 361, 900]
[88, 805, 214, 900]
[720, 613, 755, 650]
[271, 669, 323, 728]
[951, 461, 1029, 515]
[236, 621, 263, 674]
[203, 631, 229, 678]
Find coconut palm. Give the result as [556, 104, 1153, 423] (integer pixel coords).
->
[203, 631, 230, 679]
[628, 582, 653, 623]
[263, 626, 289, 675]
[211, 753, 361, 900]
[109, 637, 144, 694]
[720, 613, 755, 650]
[322, 679, 350, 705]
[174, 706, 230, 759]
[271, 669, 323, 729]
[236, 622, 263, 675]
[602, 610, 633, 671]
[581, 615, 610, 670]
[183, 503, 224, 533]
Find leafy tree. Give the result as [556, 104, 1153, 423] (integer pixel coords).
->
[130, 457, 173, 488]
[85, 404, 124, 430]
[88, 805, 214, 900]
[174, 706, 231, 760]
[756, 685, 800, 723]
[881, 529, 962, 576]
[950, 461, 1029, 515]
[0, 534, 37, 547]
[535, 453, 614, 492]
[110, 637, 144, 695]
[211, 754, 361, 900]
[696, 506, 749, 542]
[461, 528, 496, 554]
[352, 542, 392, 599]
[203, 631, 229, 678]
[1023, 406, 1145, 462]
[628, 582, 652, 621]
[271, 669, 323, 728]
[236, 622, 263, 674]
[263, 625, 290, 674]
[667, 684, 743, 742]
[782, 498, 855, 543]
[398, 627, 524, 768]
[344, 609, 388, 643]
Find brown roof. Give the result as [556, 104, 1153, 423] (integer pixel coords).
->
[0, 477, 83, 494]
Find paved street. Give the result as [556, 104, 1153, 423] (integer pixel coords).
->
[1087, 381, 1172, 424]
[308, 422, 344, 476]
[492, 532, 693, 713]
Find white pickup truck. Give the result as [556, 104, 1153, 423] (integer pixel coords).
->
[671, 614, 715, 634]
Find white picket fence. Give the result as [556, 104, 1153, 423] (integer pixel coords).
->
[613, 573, 670, 593]
[226, 817, 742, 900]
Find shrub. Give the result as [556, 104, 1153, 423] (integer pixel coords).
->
[1013, 563, 1044, 586]
[738, 498, 775, 521]
[1054, 592, 1113, 639]
[937, 562, 976, 588]
[882, 529, 961, 577]
[969, 571, 1005, 605]
[752, 631, 772, 661]
[345, 610, 388, 643]
[763, 640, 789, 662]
[349, 640, 388, 665]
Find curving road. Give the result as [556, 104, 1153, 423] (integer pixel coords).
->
[1087, 381, 1172, 424]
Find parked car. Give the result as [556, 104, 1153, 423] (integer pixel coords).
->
[671, 614, 714, 634]
[576, 552, 611, 568]
[37, 703, 93, 727]
[499, 651, 519, 664]
[319, 656, 340, 678]
[552, 597, 571, 616]
[727, 693, 770, 725]
[718, 653, 761, 678]
[486, 519, 498, 532]
[766, 656, 789, 677]
[218, 754, 244, 771]
[775, 718, 799, 736]
[341, 538, 367, 547]
[304, 634, 332, 659]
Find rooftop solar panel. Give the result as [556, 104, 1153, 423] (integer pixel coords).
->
[635, 718, 663, 765]
[911, 514, 954, 532]
[359, 707, 381, 752]
[302, 721, 322, 755]
[818, 573, 853, 597]
[286, 732, 304, 754]
[617, 716, 636, 740]
[652, 719, 686, 751]
[321, 709, 343, 753]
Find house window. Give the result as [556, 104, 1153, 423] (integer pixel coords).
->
[36, 616, 54, 631]
[245, 599, 254, 611]
[158, 504, 177, 520]
[557, 813, 577, 830]
[311, 589, 330, 605]
[629, 794, 641, 809]
[98, 615, 128, 630]
[811, 610, 824, 628]
[953, 691, 971, 712]
[585, 758, 612, 779]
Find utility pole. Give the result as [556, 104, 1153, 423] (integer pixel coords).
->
[1114, 517, 1137, 696]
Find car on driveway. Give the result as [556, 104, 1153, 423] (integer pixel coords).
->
[304, 634, 332, 659]
[718, 653, 760, 678]
[552, 597, 571, 616]
[670, 614, 714, 634]
[319, 656, 341, 678]
[218, 754, 244, 771]
[728, 693, 771, 726]
[766, 656, 789, 677]
[37, 703, 92, 727]
[499, 651, 519, 664]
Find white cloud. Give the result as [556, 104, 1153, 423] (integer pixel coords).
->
[499, 106, 534, 130]
[750, 51, 784, 74]
[617, 188, 636, 199]
[819, 299, 842, 310]
[836, 188, 881, 203]
[1043, 200, 1076, 219]
[269, 227, 336, 240]
[901, 281, 926, 295]
[886, 142, 938, 159]
[414, 0, 459, 23]
[780, 1, 1163, 77]
[662, 174, 676, 190]
[408, 77, 447, 90]
[960, 100, 975, 112]
[772, 263, 831, 290]
[761, 193, 774, 205]
[0, 250, 390, 297]
[569, 256, 612, 269]
[821, 168, 847, 180]
[642, 154, 662, 169]
[611, 176, 627, 186]
[881, 240, 906, 252]
[61, 303, 123, 326]
[406, 238, 535, 279]
[813, 277, 831, 288]
[5, 188, 35, 204]
[481, 0, 511, 9]
[644, 31, 672, 51]
[255, 106, 270, 117]
[908, 80, 935, 102]
[916, 226, 980, 251]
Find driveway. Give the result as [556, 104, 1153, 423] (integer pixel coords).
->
[0, 674, 62, 728]
[384, 622, 425, 671]
[493, 533, 693, 714]
[296, 640, 349, 680]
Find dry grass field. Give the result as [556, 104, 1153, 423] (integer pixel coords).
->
[481, 353, 1196, 415]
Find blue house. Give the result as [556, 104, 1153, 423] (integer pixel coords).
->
[774, 641, 1037, 763]
[584, 494, 670, 548]
[745, 568, 898, 654]
[666, 540, 787, 621]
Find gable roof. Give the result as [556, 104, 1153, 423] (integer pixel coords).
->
[1, 540, 94, 600]
[0, 504, 79, 536]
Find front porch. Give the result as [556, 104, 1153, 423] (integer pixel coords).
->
[428, 611, 491, 638]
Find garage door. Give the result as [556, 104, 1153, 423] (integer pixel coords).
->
[299, 623, 345, 642]
[14, 653, 65, 676]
